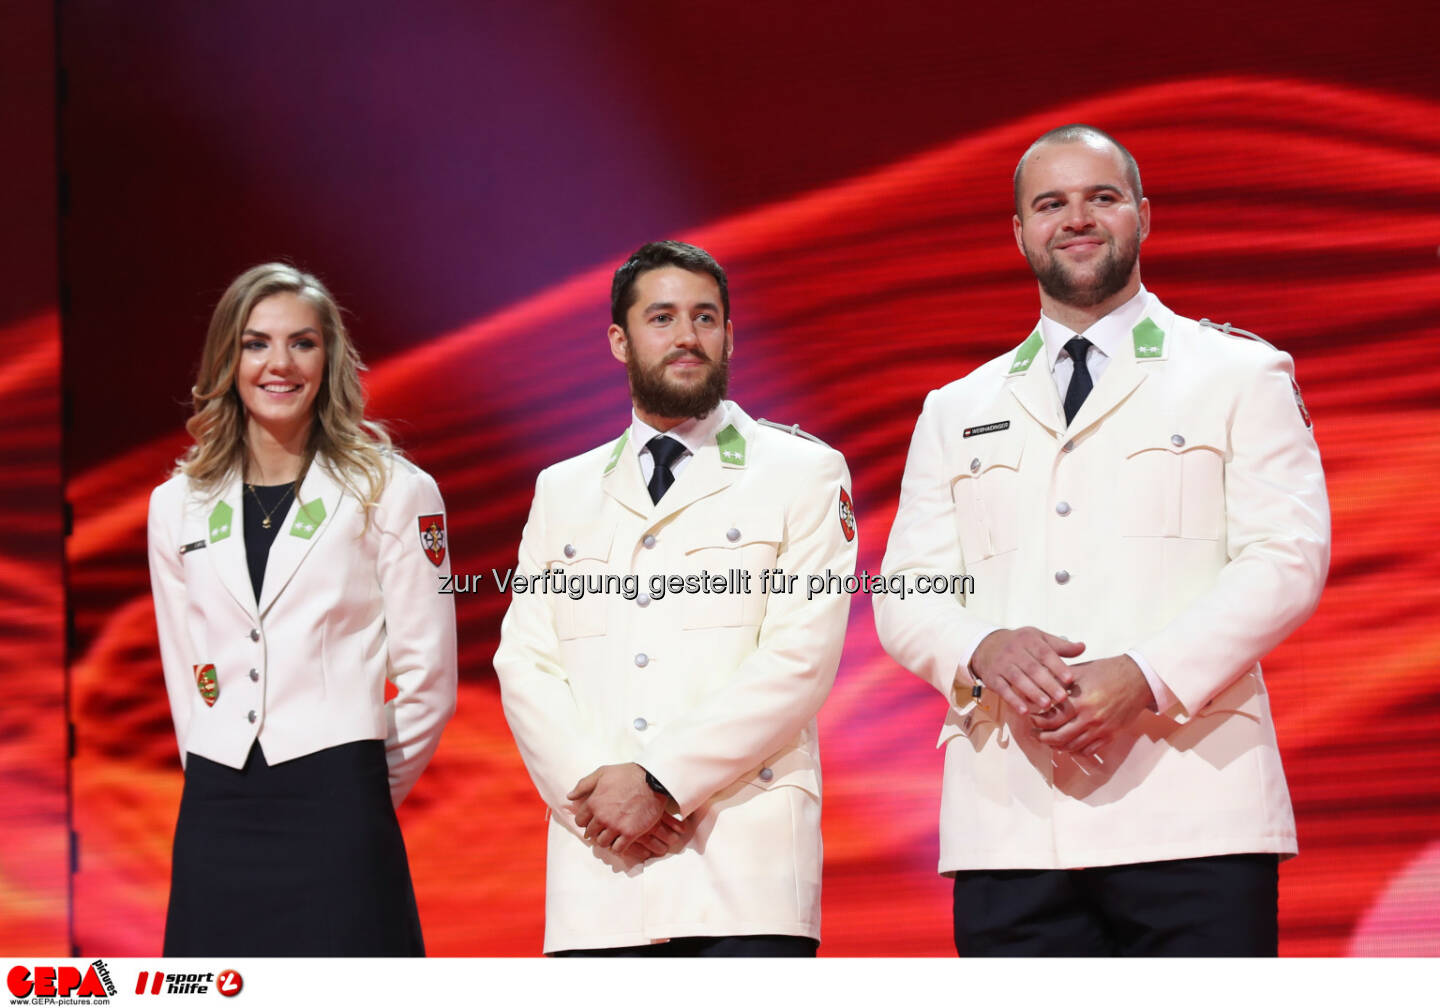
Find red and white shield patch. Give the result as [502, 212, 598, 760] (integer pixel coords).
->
[838, 488, 856, 542]
[418, 513, 447, 567]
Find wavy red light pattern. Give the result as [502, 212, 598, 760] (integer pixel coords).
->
[0, 312, 67, 954]
[56, 78, 1440, 955]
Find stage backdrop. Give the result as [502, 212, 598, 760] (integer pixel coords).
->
[35, 0, 1440, 956]
[0, 0, 66, 957]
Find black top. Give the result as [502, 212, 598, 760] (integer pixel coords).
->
[242, 482, 294, 602]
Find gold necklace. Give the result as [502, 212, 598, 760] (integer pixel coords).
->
[246, 482, 295, 530]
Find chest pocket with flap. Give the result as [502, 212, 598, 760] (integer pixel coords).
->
[546, 522, 615, 640]
[1121, 424, 1226, 540]
[949, 435, 1024, 563]
[681, 507, 783, 629]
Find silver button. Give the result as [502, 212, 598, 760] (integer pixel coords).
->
[634, 653, 649, 668]
[248, 668, 259, 682]
[637, 595, 651, 608]
[246, 710, 257, 723]
[1062, 440, 1075, 453]
[726, 527, 740, 542]
[1171, 434, 1185, 447]
[1055, 570, 1070, 584]
[969, 457, 981, 473]
[563, 543, 576, 558]
[633, 717, 648, 731]
[249, 628, 260, 642]
[643, 534, 656, 549]
[1055, 501, 1071, 516]
[758, 767, 774, 782]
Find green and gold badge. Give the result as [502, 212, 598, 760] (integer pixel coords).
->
[193, 663, 218, 707]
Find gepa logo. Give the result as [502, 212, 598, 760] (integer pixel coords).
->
[7, 960, 117, 1001]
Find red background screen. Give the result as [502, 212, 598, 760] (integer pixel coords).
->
[3, 0, 1437, 957]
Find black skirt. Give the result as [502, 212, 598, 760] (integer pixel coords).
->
[164, 739, 425, 956]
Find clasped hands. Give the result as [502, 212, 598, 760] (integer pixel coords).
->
[566, 762, 687, 861]
[969, 627, 1155, 757]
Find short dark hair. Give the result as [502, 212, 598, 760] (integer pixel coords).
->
[1013, 124, 1143, 216]
[610, 240, 730, 327]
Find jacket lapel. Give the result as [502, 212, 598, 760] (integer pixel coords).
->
[1007, 343, 1065, 435]
[201, 474, 257, 618]
[1005, 310, 1169, 440]
[1066, 343, 1146, 436]
[650, 438, 735, 525]
[601, 408, 746, 525]
[1065, 311, 1171, 437]
[657, 404, 750, 523]
[601, 430, 654, 519]
[257, 458, 345, 618]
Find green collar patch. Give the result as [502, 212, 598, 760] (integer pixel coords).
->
[1132, 317, 1165, 359]
[1008, 329, 1043, 375]
[603, 430, 630, 476]
[289, 498, 326, 539]
[208, 501, 234, 543]
[716, 424, 747, 468]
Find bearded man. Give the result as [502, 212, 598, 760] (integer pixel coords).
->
[495, 240, 857, 956]
[874, 125, 1330, 955]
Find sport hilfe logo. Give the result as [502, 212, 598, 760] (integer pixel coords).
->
[7, 960, 118, 999]
[133, 969, 242, 996]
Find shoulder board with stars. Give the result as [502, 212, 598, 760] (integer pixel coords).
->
[1199, 318, 1313, 430]
[1132, 317, 1166, 359]
[1007, 329, 1043, 375]
[289, 498, 327, 538]
[208, 500, 234, 543]
[756, 418, 831, 447]
[716, 424, 747, 467]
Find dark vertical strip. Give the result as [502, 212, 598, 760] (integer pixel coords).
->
[54, 0, 76, 959]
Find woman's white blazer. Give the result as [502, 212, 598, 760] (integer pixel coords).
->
[147, 453, 457, 806]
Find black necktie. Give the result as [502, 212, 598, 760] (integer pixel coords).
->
[1063, 337, 1094, 426]
[646, 435, 685, 504]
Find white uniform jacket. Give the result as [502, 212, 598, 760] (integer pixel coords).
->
[147, 453, 458, 807]
[494, 402, 857, 953]
[874, 294, 1330, 872]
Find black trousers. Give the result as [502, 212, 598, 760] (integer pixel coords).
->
[552, 935, 818, 957]
[952, 854, 1280, 956]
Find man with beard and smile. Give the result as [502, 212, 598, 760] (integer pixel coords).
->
[495, 240, 857, 956]
[874, 125, 1330, 955]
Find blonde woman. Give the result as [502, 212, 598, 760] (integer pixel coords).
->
[147, 263, 457, 955]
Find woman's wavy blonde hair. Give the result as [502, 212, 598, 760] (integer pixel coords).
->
[180, 263, 394, 509]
